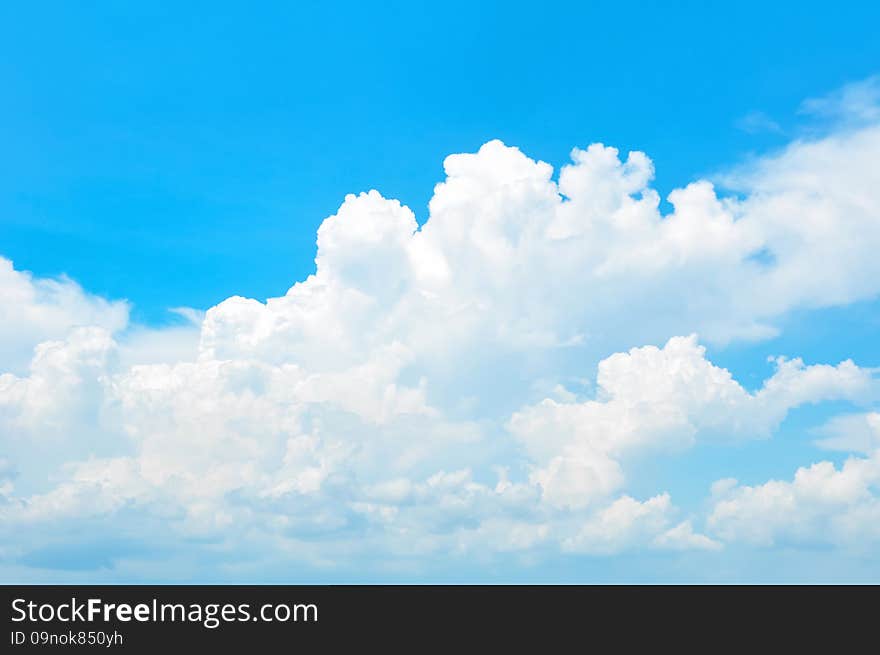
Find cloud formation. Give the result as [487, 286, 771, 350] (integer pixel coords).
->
[510, 336, 874, 510]
[0, 259, 128, 375]
[708, 413, 880, 548]
[2, 81, 880, 579]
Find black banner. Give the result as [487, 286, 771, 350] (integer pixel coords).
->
[1, 585, 875, 651]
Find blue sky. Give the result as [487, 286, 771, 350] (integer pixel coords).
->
[2, 2, 880, 582]
[3, 1, 879, 322]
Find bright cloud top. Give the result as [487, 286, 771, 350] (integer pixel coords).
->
[2, 82, 880, 580]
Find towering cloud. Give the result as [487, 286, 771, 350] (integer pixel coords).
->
[1, 80, 880, 579]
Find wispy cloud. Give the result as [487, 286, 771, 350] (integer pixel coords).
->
[735, 110, 783, 134]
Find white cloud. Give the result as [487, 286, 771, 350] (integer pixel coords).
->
[200, 120, 880, 388]
[707, 412, 880, 548]
[0, 258, 128, 374]
[2, 79, 880, 575]
[653, 520, 723, 552]
[563, 494, 721, 554]
[707, 451, 880, 548]
[813, 412, 880, 455]
[0, 327, 117, 439]
[509, 335, 874, 509]
[800, 76, 880, 126]
[1, 325, 870, 565]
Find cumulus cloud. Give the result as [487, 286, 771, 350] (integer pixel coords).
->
[708, 453, 880, 548]
[1, 321, 872, 571]
[563, 494, 722, 554]
[2, 79, 880, 577]
[0, 327, 117, 439]
[0, 258, 128, 374]
[199, 120, 880, 403]
[509, 335, 875, 509]
[707, 412, 880, 549]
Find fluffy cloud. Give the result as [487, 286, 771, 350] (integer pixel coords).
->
[0, 258, 128, 374]
[708, 455, 880, 548]
[1, 322, 873, 572]
[509, 335, 874, 509]
[707, 412, 880, 548]
[2, 81, 880, 577]
[563, 494, 721, 554]
[200, 121, 880, 403]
